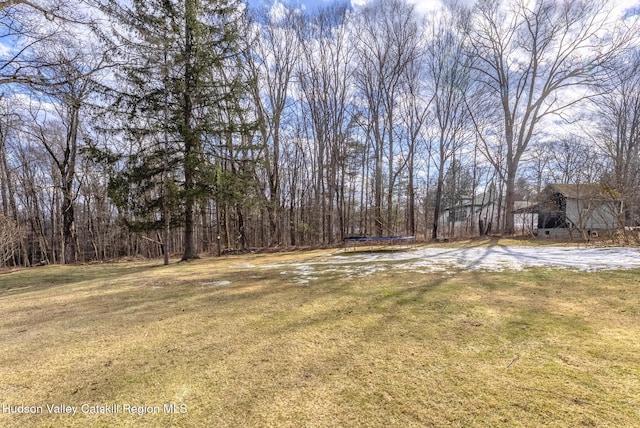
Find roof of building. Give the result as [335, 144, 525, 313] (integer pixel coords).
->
[443, 192, 499, 211]
[548, 184, 621, 200]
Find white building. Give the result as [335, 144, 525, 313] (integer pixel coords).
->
[536, 184, 622, 239]
[439, 192, 536, 238]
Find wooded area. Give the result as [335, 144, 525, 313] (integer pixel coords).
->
[1, 0, 639, 265]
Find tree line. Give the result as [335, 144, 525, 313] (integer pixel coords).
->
[0, 0, 638, 266]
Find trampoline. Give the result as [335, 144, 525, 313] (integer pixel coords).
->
[342, 235, 416, 251]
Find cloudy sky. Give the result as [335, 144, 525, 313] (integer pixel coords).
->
[246, 0, 447, 13]
[247, 0, 345, 11]
[246, 0, 640, 16]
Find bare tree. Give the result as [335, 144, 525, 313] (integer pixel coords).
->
[594, 48, 640, 228]
[546, 136, 604, 185]
[25, 38, 109, 263]
[397, 61, 429, 237]
[246, 4, 301, 246]
[0, 0, 93, 86]
[468, 0, 638, 235]
[425, 3, 473, 240]
[297, 3, 354, 244]
[0, 97, 24, 264]
[353, 0, 422, 236]
[0, 99, 20, 222]
[0, 213, 24, 266]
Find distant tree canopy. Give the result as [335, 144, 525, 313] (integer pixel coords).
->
[0, 0, 638, 266]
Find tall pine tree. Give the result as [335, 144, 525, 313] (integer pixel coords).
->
[100, 0, 249, 261]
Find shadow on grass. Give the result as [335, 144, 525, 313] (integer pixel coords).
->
[3, 247, 640, 428]
[206, 236, 609, 345]
[0, 262, 165, 296]
[3, 241, 630, 359]
[1, 235, 587, 344]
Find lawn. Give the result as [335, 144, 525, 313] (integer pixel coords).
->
[1, 241, 639, 427]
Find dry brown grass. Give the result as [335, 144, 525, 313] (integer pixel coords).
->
[0, 245, 639, 427]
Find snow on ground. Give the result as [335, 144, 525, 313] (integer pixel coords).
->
[332, 245, 640, 272]
[259, 245, 640, 284]
[203, 280, 232, 287]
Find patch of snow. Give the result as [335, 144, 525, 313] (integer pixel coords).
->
[296, 265, 315, 274]
[397, 246, 640, 272]
[350, 246, 640, 271]
[271, 246, 640, 279]
[252, 246, 640, 284]
[203, 280, 231, 287]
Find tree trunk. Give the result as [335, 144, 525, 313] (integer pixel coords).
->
[181, 0, 198, 261]
[61, 189, 76, 264]
[503, 168, 516, 236]
[237, 204, 246, 250]
[407, 146, 416, 237]
[431, 154, 446, 240]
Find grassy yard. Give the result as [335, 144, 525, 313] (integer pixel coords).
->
[0, 242, 639, 427]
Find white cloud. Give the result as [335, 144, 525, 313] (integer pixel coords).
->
[351, 0, 640, 17]
[350, 0, 448, 13]
[0, 41, 11, 58]
[269, 1, 288, 21]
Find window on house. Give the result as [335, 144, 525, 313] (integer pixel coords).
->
[452, 208, 467, 222]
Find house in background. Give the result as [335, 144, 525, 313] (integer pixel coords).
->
[437, 183, 621, 239]
[439, 192, 536, 238]
[535, 184, 622, 239]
